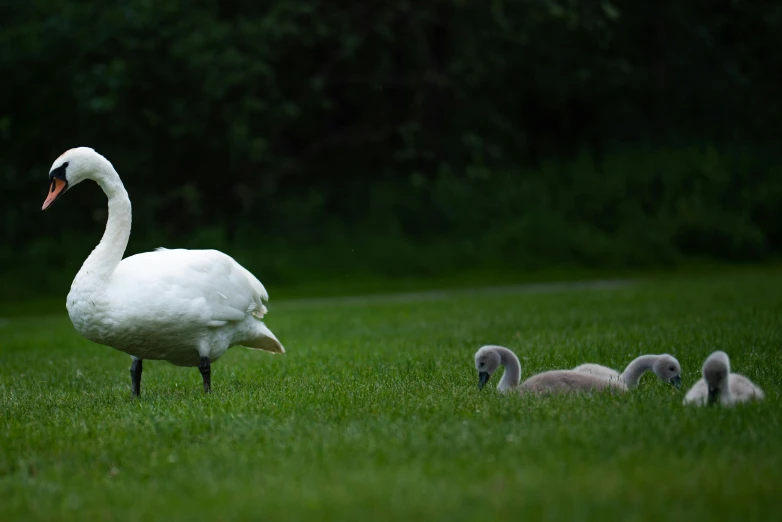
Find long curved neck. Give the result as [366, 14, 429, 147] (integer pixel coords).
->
[73, 163, 131, 289]
[496, 347, 522, 392]
[620, 355, 657, 387]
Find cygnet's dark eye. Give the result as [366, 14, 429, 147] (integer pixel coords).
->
[669, 366, 675, 371]
[479, 362, 485, 368]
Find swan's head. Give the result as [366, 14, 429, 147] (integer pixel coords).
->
[652, 354, 682, 389]
[42, 147, 108, 210]
[702, 351, 730, 405]
[474, 345, 502, 390]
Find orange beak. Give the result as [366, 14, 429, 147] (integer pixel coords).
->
[42, 178, 67, 210]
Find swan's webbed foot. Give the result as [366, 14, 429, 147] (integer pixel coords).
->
[198, 356, 211, 393]
[130, 357, 143, 397]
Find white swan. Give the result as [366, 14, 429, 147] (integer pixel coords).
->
[41, 147, 284, 396]
[683, 351, 764, 406]
[573, 354, 682, 388]
[474, 345, 628, 394]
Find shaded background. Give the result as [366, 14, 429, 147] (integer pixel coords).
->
[2, 0, 781, 302]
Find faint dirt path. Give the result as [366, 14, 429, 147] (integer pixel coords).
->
[276, 279, 635, 308]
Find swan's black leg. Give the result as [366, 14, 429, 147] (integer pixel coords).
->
[130, 357, 143, 397]
[198, 357, 211, 393]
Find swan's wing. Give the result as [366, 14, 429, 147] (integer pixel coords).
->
[112, 248, 269, 325]
[572, 363, 621, 378]
[683, 378, 708, 405]
[521, 370, 626, 393]
[729, 374, 765, 401]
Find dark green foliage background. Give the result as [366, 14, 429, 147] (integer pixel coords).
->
[2, 1, 781, 298]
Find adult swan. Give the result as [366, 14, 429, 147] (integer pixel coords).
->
[42, 147, 285, 396]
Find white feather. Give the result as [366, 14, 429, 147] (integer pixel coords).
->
[50, 148, 285, 371]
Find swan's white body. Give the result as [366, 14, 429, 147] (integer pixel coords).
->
[46, 148, 283, 374]
[68, 247, 283, 366]
[683, 351, 764, 406]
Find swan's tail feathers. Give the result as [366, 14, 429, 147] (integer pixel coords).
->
[250, 304, 268, 319]
[241, 321, 285, 354]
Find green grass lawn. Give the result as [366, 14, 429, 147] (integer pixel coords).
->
[1, 268, 781, 521]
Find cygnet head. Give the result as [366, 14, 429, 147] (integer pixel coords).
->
[652, 354, 683, 388]
[702, 351, 730, 405]
[474, 345, 503, 390]
[42, 147, 109, 210]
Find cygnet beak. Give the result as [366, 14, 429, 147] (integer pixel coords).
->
[670, 375, 682, 389]
[707, 387, 719, 405]
[478, 371, 490, 390]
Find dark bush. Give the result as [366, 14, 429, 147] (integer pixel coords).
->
[1, 1, 781, 299]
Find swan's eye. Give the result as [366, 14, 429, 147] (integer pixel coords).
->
[479, 362, 485, 368]
[669, 366, 675, 371]
[49, 161, 69, 180]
